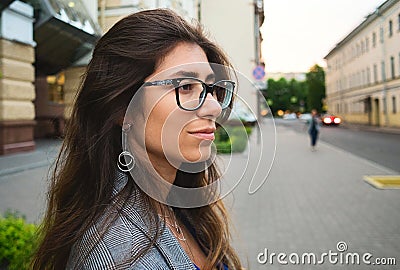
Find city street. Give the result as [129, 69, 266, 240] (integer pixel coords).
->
[0, 121, 399, 269]
[276, 118, 400, 173]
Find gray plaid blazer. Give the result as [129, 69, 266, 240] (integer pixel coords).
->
[66, 171, 196, 270]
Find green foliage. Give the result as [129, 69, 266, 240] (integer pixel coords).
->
[262, 77, 308, 114]
[306, 64, 326, 112]
[215, 140, 232, 154]
[230, 134, 248, 153]
[245, 126, 253, 136]
[0, 211, 37, 270]
[261, 65, 326, 115]
[214, 126, 251, 154]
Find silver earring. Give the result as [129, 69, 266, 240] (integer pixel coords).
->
[117, 123, 135, 172]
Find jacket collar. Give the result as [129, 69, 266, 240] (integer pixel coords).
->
[114, 171, 196, 269]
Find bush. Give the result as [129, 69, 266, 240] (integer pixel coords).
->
[216, 140, 232, 154]
[0, 211, 37, 270]
[230, 134, 248, 153]
[214, 125, 252, 154]
[245, 126, 253, 136]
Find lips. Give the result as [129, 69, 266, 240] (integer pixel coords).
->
[188, 127, 216, 140]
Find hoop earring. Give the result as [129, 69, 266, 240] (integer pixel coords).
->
[117, 123, 135, 172]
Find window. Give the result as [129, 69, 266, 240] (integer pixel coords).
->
[373, 64, 378, 83]
[361, 41, 365, 54]
[398, 13, 400, 31]
[356, 43, 360, 56]
[381, 61, 386, 81]
[372, 32, 376, 47]
[367, 67, 371, 84]
[389, 20, 393, 37]
[393, 96, 397, 114]
[366, 37, 369, 52]
[360, 72, 363, 85]
[383, 97, 387, 114]
[47, 73, 64, 104]
[391, 56, 395, 79]
[380, 27, 384, 43]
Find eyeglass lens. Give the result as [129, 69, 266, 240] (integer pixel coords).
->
[176, 78, 233, 110]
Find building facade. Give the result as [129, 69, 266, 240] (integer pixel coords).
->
[267, 72, 306, 82]
[99, 0, 264, 119]
[98, 0, 198, 32]
[200, 0, 264, 119]
[0, 0, 264, 155]
[0, 0, 101, 154]
[324, 0, 400, 127]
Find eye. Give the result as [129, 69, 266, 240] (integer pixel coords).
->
[176, 79, 202, 95]
[177, 83, 194, 93]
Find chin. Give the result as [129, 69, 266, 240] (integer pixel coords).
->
[183, 146, 212, 163]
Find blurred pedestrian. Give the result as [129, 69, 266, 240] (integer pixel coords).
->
[32, 9, 241, 270]
[308, 109, 321, 151]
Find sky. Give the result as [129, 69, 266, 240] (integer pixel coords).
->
[260, 0, 386, 73]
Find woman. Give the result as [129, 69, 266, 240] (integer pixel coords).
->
[32, 9, 242, 270]
[308, 109, 321, 151]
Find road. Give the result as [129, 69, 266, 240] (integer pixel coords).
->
[275, 119, 400, 173]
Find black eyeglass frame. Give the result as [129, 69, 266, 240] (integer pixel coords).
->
[143, 77, 235, 111]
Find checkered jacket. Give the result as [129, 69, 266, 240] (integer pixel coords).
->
[66, 171, 196, 270]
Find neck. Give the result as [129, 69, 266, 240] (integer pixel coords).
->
[148, 153, 179, 185]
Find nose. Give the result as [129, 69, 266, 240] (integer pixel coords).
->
[196, 93, 222, 119]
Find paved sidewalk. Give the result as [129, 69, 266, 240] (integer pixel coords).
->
[0, 139, 61, 177]
[223, 122, 399, 270]
[0, 139, 61, 222]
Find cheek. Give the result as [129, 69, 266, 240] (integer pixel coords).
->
[143, 92, 212, 163]
[144, 93, 187, 157]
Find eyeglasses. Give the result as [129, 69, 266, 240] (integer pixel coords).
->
[143, 77, 235, 111]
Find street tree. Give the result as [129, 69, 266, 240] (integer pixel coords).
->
[262, 77, 307, 115]
[305, 64, 326, 112]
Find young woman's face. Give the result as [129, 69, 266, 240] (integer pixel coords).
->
[143, 43, 222, 166]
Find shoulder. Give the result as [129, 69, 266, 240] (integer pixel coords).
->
[67, 210, 175, 269]
[66, 180, 168, 270]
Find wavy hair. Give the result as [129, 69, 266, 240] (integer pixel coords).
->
[32, 9, 242, 270]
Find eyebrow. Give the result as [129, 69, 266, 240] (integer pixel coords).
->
[171, 70, 215, 81]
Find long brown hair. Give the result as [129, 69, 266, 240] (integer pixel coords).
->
[32, 9, 242, 270]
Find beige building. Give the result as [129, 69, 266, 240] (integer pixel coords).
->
[0, 1, 36, 154]
[200, 0, 264, 119]
[324, 0, 400, 127]
[267, 72, 306, 82]
[98, 0, 198, 32]
[98, 0, 264, 119]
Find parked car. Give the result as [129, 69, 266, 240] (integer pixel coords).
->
[299, 113, 312, 122]
[283, 113, 297, 120]
[321, 114, 341, 126]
